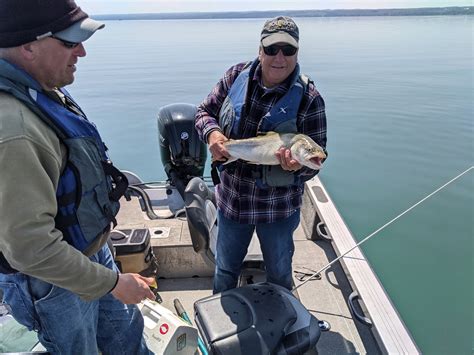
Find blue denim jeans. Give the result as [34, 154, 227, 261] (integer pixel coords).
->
[214, 210, 300, 293]
[0, 245, 151, 355]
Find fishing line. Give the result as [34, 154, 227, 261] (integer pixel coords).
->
[292, 165, 473, 293]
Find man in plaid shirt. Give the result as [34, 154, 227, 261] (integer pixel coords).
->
[195, 16, 327, 293]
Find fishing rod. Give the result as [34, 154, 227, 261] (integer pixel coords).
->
[292, 165, 473, 293]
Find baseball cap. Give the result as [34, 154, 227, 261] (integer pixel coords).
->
[0, 0, 104, 48]
[260, 16, 299, 48]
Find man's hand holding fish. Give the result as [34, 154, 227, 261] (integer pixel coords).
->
[208, 130, 230, 162]
[275, 146, 303, 171]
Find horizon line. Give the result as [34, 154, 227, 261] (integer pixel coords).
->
[91, 6, 473, 16]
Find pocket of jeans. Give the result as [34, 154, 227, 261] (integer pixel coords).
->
[28, 277, 55, 303]
[33, 284, 66, 311]
[0, 281, 36, 330]
[33, 285, 95, 336]
[33, 283, 87, 315]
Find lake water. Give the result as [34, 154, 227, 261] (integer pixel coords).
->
[5, 15, 473, 354]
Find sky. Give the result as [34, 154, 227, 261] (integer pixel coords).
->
[80, 0, 473, 15]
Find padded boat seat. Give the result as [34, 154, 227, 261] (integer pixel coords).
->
[184, 177, 263, 268]
[184, 177, 218, 264]
[194, 282, 321, 355]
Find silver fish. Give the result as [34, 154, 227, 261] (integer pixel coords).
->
[223, 132, 326, 170]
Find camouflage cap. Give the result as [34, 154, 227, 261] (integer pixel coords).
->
[260, 16, 299, 48]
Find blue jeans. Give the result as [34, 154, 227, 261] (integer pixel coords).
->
[0, 245, 151, 355]
[214, 210, 300, 293]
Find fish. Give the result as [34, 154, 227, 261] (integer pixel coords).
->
[223, 132, 326, 170]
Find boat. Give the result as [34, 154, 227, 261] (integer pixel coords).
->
[0, 103, 420, 354]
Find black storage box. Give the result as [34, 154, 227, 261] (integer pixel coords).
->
[110, 229, 153, 273]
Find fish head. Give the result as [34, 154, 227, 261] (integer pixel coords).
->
[290, 135, 326, 170]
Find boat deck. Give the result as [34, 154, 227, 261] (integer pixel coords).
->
[115, 178, 381, 354]
[1, 176, 419, 354]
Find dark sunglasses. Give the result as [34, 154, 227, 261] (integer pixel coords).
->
[51, 36, 80, 49]
[262, 44, 298, 56]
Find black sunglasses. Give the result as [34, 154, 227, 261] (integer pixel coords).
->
[51, 36, 80, 49]
[262, 44, 298, 56]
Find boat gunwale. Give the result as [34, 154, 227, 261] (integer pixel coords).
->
[305, 176, 420, 354]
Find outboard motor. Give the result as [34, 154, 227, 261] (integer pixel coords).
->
[157, 103, 207, 199]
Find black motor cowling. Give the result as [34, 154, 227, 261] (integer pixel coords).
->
[157, 103, 207, 197]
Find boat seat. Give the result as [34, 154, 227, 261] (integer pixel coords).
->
[194, 282, 321, 354]
[184, 177, 264, 270]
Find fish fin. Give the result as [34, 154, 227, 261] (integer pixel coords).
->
[223, 156, 238, 165]
[224, 157, 261, 165]
[256, 131, 279, 136]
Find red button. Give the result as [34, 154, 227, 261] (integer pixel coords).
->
[159, 323, 169, 335]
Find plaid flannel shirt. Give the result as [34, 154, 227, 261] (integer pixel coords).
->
[195, 61, 327, 224]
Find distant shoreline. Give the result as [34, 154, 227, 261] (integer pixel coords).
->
[94, 6, 473, 21]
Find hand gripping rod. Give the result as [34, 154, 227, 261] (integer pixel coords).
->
[292, 166, 473, 293]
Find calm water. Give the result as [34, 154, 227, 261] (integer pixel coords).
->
[44, 15, 474, 354]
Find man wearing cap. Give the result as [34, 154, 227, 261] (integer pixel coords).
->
[0, 0, 153, 353]
[195, 16, 327, 293]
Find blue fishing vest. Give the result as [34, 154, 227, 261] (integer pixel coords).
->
[0, 60, 127, 273]
[218, 59, 309, 187]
